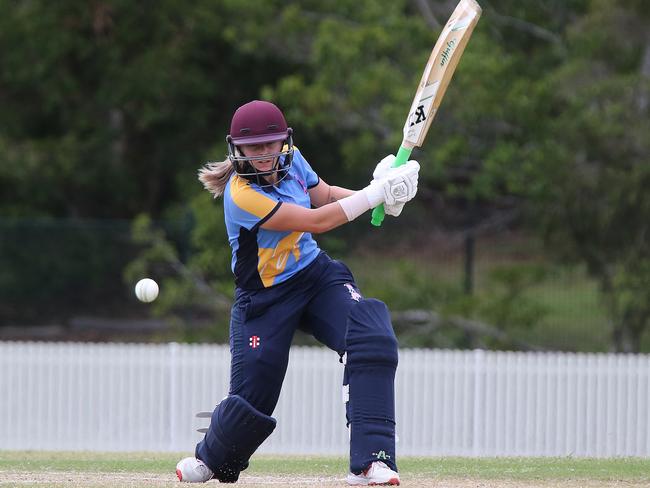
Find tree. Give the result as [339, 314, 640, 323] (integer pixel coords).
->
[509, 0, 650, 351]
[3, 0, 648, 351]
[0, 0, 291, 218]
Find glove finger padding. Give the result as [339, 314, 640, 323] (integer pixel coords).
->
[372, 154, 396, 181]
[384, 202, 405, 217]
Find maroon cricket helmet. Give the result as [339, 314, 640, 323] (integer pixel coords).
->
[226, 100, 295, 187]
[228, 100, 291, 145]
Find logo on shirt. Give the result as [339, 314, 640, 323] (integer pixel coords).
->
[249, 335, 261, 349]
[295, 175, 308, 194]
[344, 283, 362, 302]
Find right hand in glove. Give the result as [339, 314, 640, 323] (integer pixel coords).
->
[365, 159, 420, 213]
[337, 158, 420, 222]
[370, 155, 419, 216]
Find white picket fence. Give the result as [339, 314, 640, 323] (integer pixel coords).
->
[0, 341, 649, 457]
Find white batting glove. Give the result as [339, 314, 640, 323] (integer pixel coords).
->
[370, 157, 419, 216]
[372, 155, 403, 216]
[365, 160, 420, 208]
[384, 201, 405, 217]
[372, 154, 396, 181]
[337, 159, 419, 222]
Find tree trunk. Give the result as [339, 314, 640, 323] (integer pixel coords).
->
[612, 319, 636, 353]
[637, 33, 650, 112]
[599, 274, 628, 352]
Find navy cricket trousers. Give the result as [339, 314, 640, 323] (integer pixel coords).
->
[228, 251, 360, 416]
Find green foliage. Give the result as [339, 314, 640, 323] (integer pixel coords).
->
[0, 218, 134, 323]
[358, 259, 455, 310]
[511, 0, 650, 351]
[123, 210, 233, 342]
[2, 1, 649, 350]
[477, 264, 549, 331]
[188, 194, 231, 284]
[352, 256, 548, 350]
[0, 0, 283, 217]
[264, 0, 434, 184]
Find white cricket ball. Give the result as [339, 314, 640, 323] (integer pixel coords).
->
[135, 278, 159, 303]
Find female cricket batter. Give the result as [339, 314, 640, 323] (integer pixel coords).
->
[176, 100, 419, 485]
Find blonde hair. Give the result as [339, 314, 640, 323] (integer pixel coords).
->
[198, 159, 236, 198]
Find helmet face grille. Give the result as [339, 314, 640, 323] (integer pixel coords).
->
[229, 100, 289, 145]
[227, 130, 295, 188]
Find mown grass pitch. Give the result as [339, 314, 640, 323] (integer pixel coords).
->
[1, 451, 650, 487]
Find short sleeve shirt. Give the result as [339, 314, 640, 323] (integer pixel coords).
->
[223, 147, 322, 290]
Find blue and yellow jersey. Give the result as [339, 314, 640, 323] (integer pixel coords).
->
[223, 147, 322, 290]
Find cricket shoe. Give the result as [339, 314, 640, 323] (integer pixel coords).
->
[346, 461, 400, 486]
[176, 457, 214, 483]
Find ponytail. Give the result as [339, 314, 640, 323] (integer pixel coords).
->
[198, 159, 236, 198]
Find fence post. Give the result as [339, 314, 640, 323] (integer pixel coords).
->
[169, 342, 179, 451]
[464, 233, 475, 295]
[472, 348, 485, 456]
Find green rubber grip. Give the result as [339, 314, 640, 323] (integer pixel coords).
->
[370, 145, 413, 226]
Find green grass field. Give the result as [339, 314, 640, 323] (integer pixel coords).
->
[1, 451, 650, 487]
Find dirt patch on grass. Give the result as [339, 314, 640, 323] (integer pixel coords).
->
[1, 471, 647, 488]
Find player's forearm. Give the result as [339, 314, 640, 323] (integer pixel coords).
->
[265, 180, 401, 233]
[307, 202, 352, 233]
[326, 185, 355, 203]
[293, 193, 371, 234]
[308, 181, 356, 208]
[263, 200, 352, 233]
[312, 187, 379, 232]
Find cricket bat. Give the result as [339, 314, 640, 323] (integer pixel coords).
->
[371, 0, 482, 226]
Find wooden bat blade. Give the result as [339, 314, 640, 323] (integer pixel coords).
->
[402, 0, 482, 148]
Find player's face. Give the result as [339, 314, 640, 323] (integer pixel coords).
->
[240, 141, 283, 172]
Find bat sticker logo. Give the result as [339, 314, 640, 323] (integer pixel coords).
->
[451, 14, 475, 31]
[410, 105, 427, 126]
[440, 40, 457, 66]
[404, 81, 440, 141]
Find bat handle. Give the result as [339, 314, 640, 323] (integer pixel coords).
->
[370, 146, 413, 227]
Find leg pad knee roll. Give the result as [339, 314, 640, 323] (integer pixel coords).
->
[346, 298, 398, 368]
